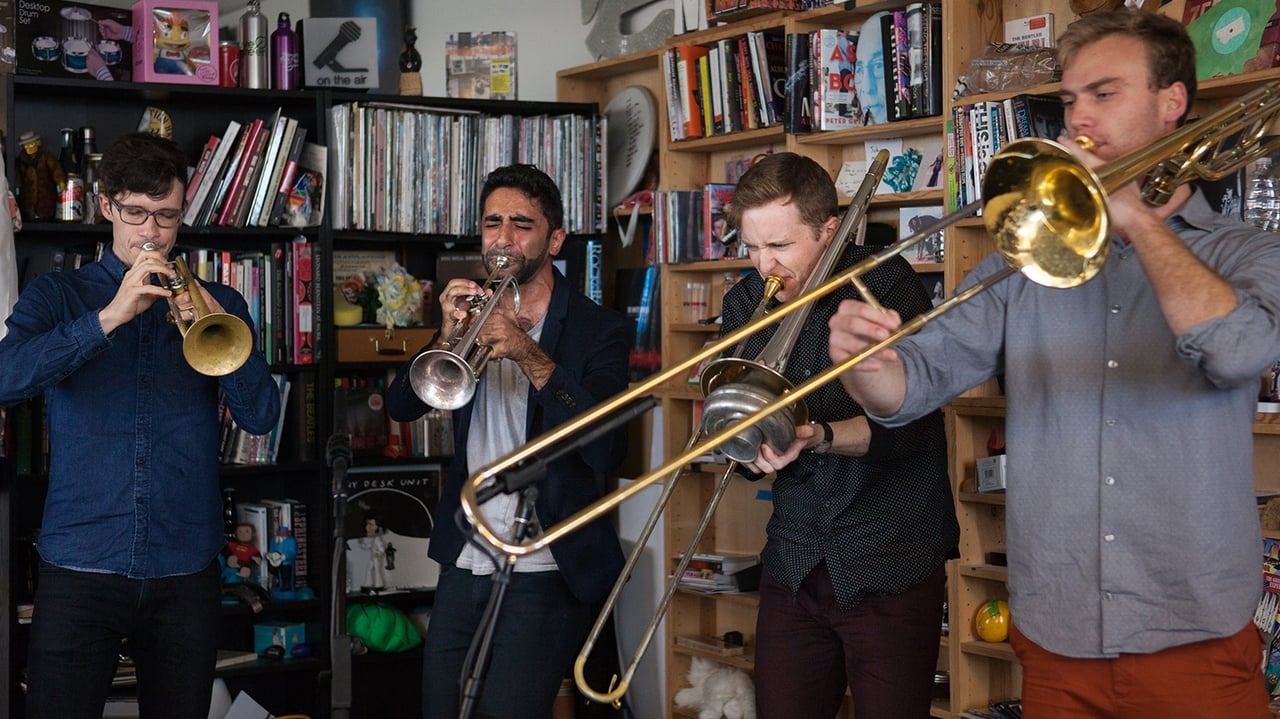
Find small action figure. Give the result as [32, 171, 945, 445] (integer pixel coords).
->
[358, 512, 395, 592]
[266, 526, 298, 599]
[224, 522, 262, 583]
[15, 131, 64, 222]
[399, 26, 423, 96]
[152, 10, 194, 75]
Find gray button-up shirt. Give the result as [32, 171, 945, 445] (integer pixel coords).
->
[880, 189, 1280, 657]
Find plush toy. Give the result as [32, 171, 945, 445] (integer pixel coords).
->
[673, 656, 756, 719]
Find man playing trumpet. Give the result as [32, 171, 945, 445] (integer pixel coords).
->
[387, 164, 629, 719]
[0, 132, 279, 719]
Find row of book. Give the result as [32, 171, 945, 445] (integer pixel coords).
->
[218, 373, 305, 466]
[327, 102, 605, 236]
[948, 94, 1064, 212]
[183, 107, 326, 230]
[665, 3, 945, 140]
[789, 3, 944, 133]
[662, 31, 785, 140]
[651, 184, 740, 265]
[232, 496, 310, 591]
[186, 236, 320, 368]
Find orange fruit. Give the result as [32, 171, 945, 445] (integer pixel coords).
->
[974, 599, 1010, 642]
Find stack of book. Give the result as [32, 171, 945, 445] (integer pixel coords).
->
[676, 552, 761, 594]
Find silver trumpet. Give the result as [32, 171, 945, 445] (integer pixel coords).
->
[409, 256, 520, 410]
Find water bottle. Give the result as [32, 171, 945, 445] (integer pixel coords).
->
[271, 12, 300, 91]
[239, 0, 268, 89]
[1245, 157, 1280, 232]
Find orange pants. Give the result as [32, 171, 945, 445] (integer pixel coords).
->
[1010, 621, 1272, 719]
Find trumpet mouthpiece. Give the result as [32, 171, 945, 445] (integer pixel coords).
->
[142, 242, 158, 251]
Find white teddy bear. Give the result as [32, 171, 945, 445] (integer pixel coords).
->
[673, 656, 757, 719]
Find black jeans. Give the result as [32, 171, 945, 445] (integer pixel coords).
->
[26, 560, 221, 719]
[754, 562, 947, 719]
[422, 564, 592, 719]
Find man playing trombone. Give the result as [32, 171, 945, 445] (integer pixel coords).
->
[830, 10, 1280, 718]
[0, 132, 280, 719]
[723, 152, 958, 718]
[386, 164, 629, 719]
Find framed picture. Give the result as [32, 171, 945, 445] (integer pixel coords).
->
[344, 464, 441, 594]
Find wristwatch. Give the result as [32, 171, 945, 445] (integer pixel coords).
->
[811, 421, 833, 454]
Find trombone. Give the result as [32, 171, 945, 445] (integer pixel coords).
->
[462, 80, 1280, 700]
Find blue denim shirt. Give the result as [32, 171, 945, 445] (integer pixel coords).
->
[0, 248, 280, 579]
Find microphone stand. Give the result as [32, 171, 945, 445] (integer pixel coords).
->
[457, 485, 538, 719]
[327, 433, 353, 719]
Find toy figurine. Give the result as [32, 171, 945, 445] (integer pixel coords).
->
[224, 522, 263, 583]
[15, 131, 64, 222]
[399, 26, 422, 96]
[357, 512, 394, 592]
[152, 10, 194, 75]
[266, 526, 298, 599]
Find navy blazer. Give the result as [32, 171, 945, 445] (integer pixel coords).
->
[387, 267, 629, 603]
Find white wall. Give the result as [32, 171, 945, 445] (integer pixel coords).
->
[408, 0, 667, 101]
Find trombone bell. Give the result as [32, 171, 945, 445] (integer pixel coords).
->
[984, 138, 1110, 288]
[699, 358, 807, 463]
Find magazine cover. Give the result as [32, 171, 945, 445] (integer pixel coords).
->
[445, 31, 517, 100]
[344, 465, 440, 594]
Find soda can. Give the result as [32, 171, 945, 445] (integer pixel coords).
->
[219, 41, 240, 88]
[57, 173, 84, 223]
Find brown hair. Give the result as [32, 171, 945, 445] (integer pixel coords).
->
[725, 152, 838, 232]
[1057, 10, 1197, 124]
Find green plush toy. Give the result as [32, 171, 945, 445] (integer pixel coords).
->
[346, 604, 423, 653]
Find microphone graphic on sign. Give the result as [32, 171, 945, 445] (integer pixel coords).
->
[313, 20, 367, 72]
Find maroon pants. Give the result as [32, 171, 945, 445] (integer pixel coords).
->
[754, 562, 946, 719]
[1011, 621, 1272, 719]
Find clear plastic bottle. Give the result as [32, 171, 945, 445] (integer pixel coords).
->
[1245, 157, 1280, 232]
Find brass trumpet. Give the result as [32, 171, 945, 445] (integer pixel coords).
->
[408, 256, 520, 410]
[464, 81, 1280, 703]
[142, 243, 253, 376]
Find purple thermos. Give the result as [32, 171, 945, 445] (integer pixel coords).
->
[271, 12, 300, 91]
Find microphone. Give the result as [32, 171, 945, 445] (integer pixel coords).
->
[313, 21, 365, 72]
[327, 433, 352, 471]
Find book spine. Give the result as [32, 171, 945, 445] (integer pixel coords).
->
[215, 118, 264, 227]
[183, 120, 240, 227]
[184, 136, 219, 208]
[291, 238, 314, 365]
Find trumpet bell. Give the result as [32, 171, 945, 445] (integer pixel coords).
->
[183, 312, 254, 377]
[699, 358, 808, 463]
[409, 348, 478, 410]
[983, 138, 1110, 289]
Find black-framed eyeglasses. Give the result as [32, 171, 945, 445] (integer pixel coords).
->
[108, 197, 183, 229]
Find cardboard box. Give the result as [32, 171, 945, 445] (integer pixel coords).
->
[13, 0, 134, 80]
[976, 455, 1007, 493]
[298, 16, 378, 90]
[131, 0, 217, 85]
[336, 326, 435, 364]
[253, 620, 305, 656]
